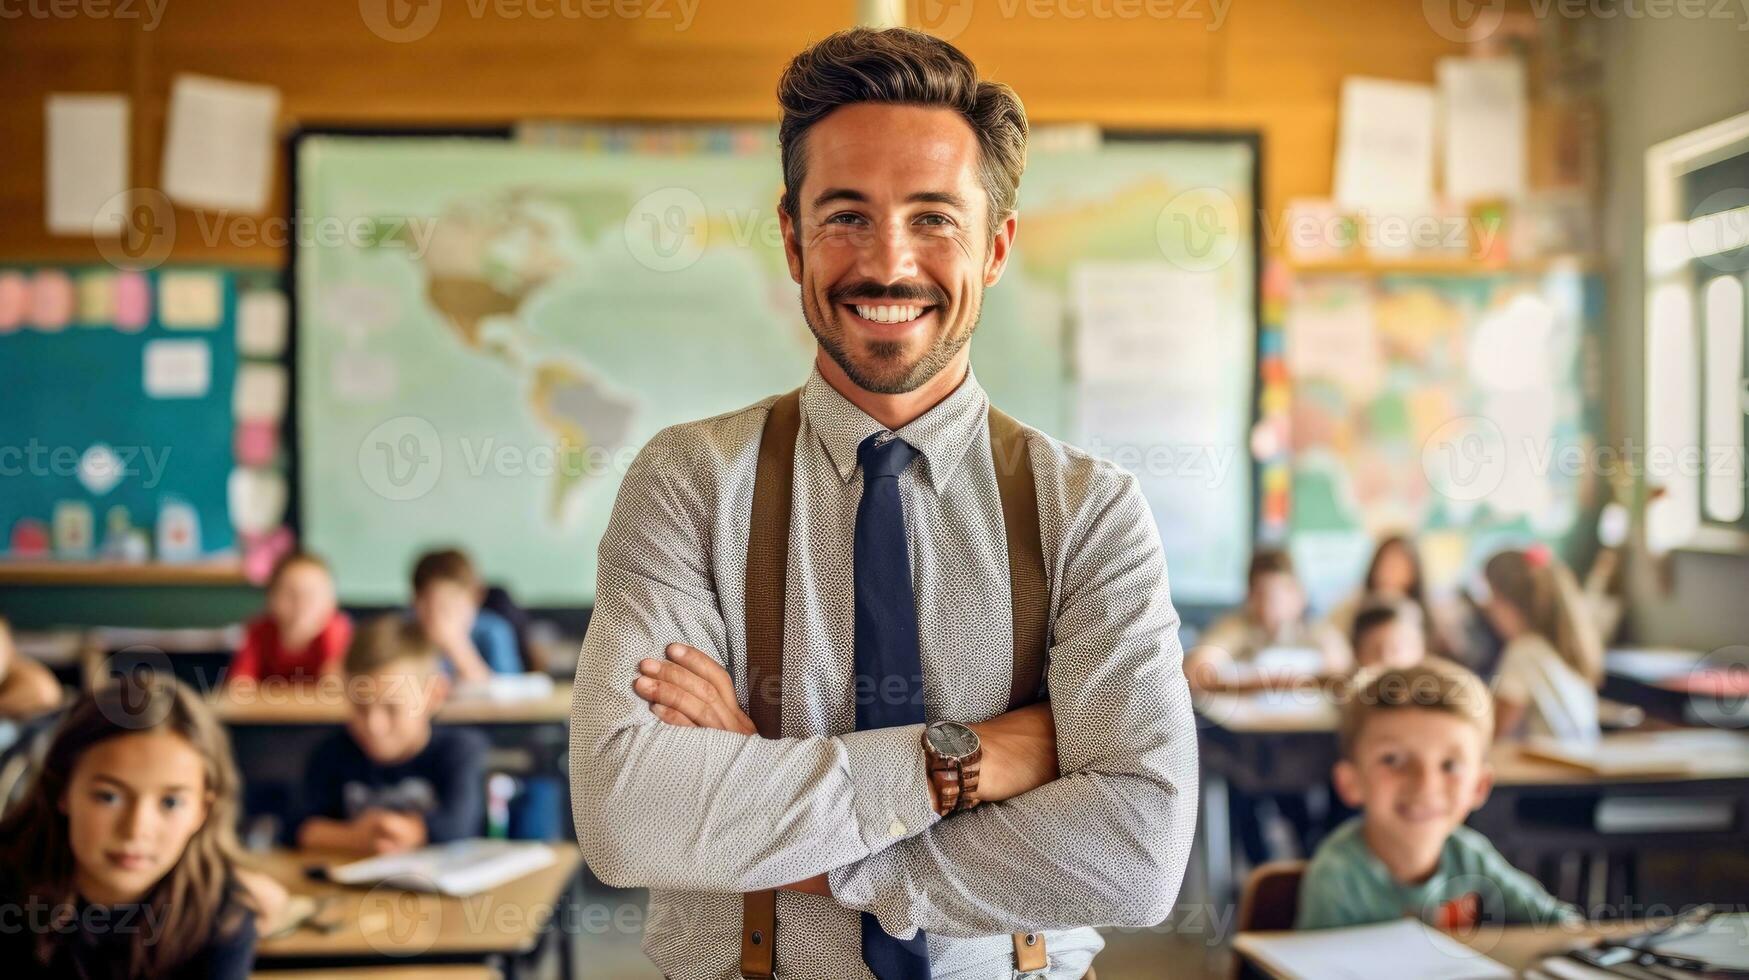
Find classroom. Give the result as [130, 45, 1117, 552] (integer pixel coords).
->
[1, 1, 1746, 978]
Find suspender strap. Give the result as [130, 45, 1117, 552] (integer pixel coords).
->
[738, 391, 1051, 978]
[987, 405, 1048, 712]
[740, 389, 800, 980]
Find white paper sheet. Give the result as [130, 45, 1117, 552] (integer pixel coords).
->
[1236, 919, 1512, 979]
[237, 289, 288, 356]
[233, 363, 288, 421]
[45, 94, 130, 237]
[1334, 77, 1437, 210]
[161, 74, 281, 212]
[1072, 261, 1221, 383]
[1438, 57, 1527, 204]
[143, 339, 211, 398]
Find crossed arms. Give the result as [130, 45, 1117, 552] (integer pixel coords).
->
[569, 435, 1198, 938]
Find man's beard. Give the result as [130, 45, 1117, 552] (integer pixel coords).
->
[802, 276, 980, 395]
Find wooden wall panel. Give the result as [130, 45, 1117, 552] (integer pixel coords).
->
[1, 0, 1467, 264]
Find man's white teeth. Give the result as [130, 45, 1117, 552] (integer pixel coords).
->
[853, 304, 926, 324]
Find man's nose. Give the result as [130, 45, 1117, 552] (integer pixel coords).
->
[855, 221, 920, 284]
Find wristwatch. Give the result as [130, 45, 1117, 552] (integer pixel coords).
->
[922, 721, 983, 817]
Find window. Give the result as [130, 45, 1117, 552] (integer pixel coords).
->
[1645, 110, 1749, 551]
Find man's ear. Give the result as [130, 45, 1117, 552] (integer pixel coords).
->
[1332, 760, 1365, 809]
[779, 193, 803, 285]
[984, 212, 1018, 287]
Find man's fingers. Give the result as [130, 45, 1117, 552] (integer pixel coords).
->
[634, 676, 721, 728]
[665, 643, 740, 707]
[649, 703, 697, 727]
[639, 657, 718, 709]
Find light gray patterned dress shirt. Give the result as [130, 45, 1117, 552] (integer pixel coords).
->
[571, 365, 1197, 979]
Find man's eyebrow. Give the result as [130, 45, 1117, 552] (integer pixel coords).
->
[810, 189, 970, 210]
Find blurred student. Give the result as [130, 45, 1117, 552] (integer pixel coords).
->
[409, 548, 521, 681]
[1328, 534, 1463, 663]
[0, 675, 270, 979]
[295, 616, 487, 854]
[0, 616, 64, 727]
[227, 552, 352, 685]
[1297, 660, 1576, 930]
[1481, 547, 1603, 742]
[1349, 600, 1428, 673]
[1187, 549, 1349, 690]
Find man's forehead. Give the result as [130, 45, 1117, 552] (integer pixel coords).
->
[802, 104, 981, 189]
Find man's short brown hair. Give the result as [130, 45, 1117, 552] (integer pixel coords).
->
[344, 615, 439, 677]
[776, 27, 1029, 236]
[412, 548, 479, 594]
[1338, 659, 1494, 760]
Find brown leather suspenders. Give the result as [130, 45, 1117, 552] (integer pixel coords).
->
[738, 389, 1051, 979]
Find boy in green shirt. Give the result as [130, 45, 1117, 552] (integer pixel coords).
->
[1296, 660, 1579, 931]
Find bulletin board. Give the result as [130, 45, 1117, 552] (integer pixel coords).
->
[292, 124, 1260, 606]
[0, 265, 290, 582]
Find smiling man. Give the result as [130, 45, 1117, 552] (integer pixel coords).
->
[571, 27, 1196, 980]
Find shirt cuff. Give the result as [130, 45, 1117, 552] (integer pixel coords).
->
[836, 723, 940, 856]
[828, 850, 920, 940]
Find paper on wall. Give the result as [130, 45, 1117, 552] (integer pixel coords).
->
[143, 338, 211, 398]
[233, 363, 288, 421]
[1334, 77, 1436, 210]
[237, 289, 288, 356]
[228, 467, 287, 535]
[159, 270, 224, 329]
[1072, 261, 1221, 384]
[1438, 57, 1527, 204]
[161, 74, 281, 213]
[45, 94, 129, 237]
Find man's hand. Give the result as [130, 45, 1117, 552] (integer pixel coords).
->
[967, 701, 1059, 804]
[633, 643, 758, 736]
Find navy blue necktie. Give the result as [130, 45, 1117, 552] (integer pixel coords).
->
[853, 431, 932, 980]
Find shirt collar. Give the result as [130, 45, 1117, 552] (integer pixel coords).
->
[801, 363, 988, 494]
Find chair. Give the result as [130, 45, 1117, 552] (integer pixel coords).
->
[1232, 860, 1306, 980]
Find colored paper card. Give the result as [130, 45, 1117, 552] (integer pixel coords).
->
[45, 93, 129, 237]
[240, 526, 293, 585]
[9, 518, 51, 557]
[143, 338, 211, 398]
[161, 74, 281, 213]
[77, 272, 116, 324]
[156, 497, 202, 561]
[234, 419, 279, 466]
[228, 467, 287, 534]
[114, 270, 151, 331]
[52, 501, 94, 558]
[233, 363, 287, 421]
[159, 271, 224, 328]
[0, 271, 26, 332]
[237, 289, 288, 356]
[30, 269, 74, 331]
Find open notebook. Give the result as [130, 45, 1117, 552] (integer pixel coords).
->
[326, 839, 556, 896]
[1234, 920, 1512, 979]
[1520, 730, 1749, 777]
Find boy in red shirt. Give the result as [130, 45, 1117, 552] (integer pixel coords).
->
[228, 552, 352, 683]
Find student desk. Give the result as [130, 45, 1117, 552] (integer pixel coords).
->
[1195, 690, 1749, 907]
[209, 681, 575, 841]
[251, 844, 580, 980]
[1194, 688, 1341, 903]
[1603, 647, 1749, 727]
[1234, 921, 1649, 979]
[256, 968, 499, 980]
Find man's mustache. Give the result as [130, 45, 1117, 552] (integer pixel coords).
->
[828, 280, 949, 307]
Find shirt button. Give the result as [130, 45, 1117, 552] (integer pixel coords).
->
[888, 818, 907, 838]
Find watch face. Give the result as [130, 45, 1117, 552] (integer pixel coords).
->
[928, 722, 978, 759]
